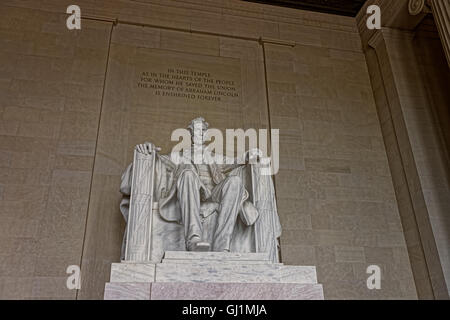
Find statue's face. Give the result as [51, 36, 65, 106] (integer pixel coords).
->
[190, 120, 207, 146]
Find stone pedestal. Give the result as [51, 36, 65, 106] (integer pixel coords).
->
[104, 251, 324, 300]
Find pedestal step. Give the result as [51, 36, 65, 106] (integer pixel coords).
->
[110, 263, 156, 283]
[161, 259, 279, 265]
[162, 251, 272, 262]
[110, 262, 317, 284]
[104, 282, 324, 300]
[155, 263, 317, 283]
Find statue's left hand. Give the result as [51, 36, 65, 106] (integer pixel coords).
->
[245, 148, 263, 164]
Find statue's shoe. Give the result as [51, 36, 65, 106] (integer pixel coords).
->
[188, 241, 211, 252]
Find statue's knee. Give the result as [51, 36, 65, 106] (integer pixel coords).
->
[179, 170, 198, 185]
[224, 175, 242, 188]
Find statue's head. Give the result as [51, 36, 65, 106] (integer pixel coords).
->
[187, 117, 209, 145]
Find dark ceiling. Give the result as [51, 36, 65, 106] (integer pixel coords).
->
[243, 0, 367, 17]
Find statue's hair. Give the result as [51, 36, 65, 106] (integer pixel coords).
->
[187, 117, 209, 133]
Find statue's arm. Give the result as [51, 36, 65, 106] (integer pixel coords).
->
[221, 163, 243, 175]
[222, 148, 264, 176]
[219, 153, 246, 174]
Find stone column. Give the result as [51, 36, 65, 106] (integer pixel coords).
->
[409, 0, 450, 67]
[429, 0, 450, 67]
[368, 28, 450, 299]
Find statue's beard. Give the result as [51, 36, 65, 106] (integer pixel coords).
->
[191, 140, 208, 148]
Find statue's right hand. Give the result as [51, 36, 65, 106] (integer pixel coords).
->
[136, 142, 154, 155]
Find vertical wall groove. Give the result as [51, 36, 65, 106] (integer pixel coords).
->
[76, 20, 114, 300]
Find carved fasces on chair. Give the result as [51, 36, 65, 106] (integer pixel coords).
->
[251, 160, 280, 263]
[125, 149, 157, 261]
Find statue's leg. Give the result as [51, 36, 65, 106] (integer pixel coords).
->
[210, 175, 244, 252]
[177, 170, 203, 248]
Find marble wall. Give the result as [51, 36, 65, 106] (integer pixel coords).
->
[0, 5, 111, 298]
[2, 0, 446, 299]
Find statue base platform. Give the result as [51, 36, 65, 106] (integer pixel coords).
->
[104, 251, 324, 300]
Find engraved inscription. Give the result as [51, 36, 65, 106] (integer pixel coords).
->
[137, 68, 240, 102]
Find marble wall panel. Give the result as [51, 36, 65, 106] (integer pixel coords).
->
[0, 5, 111, 299]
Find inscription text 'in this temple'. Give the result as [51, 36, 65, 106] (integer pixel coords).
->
[137, 68, 239, 102]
